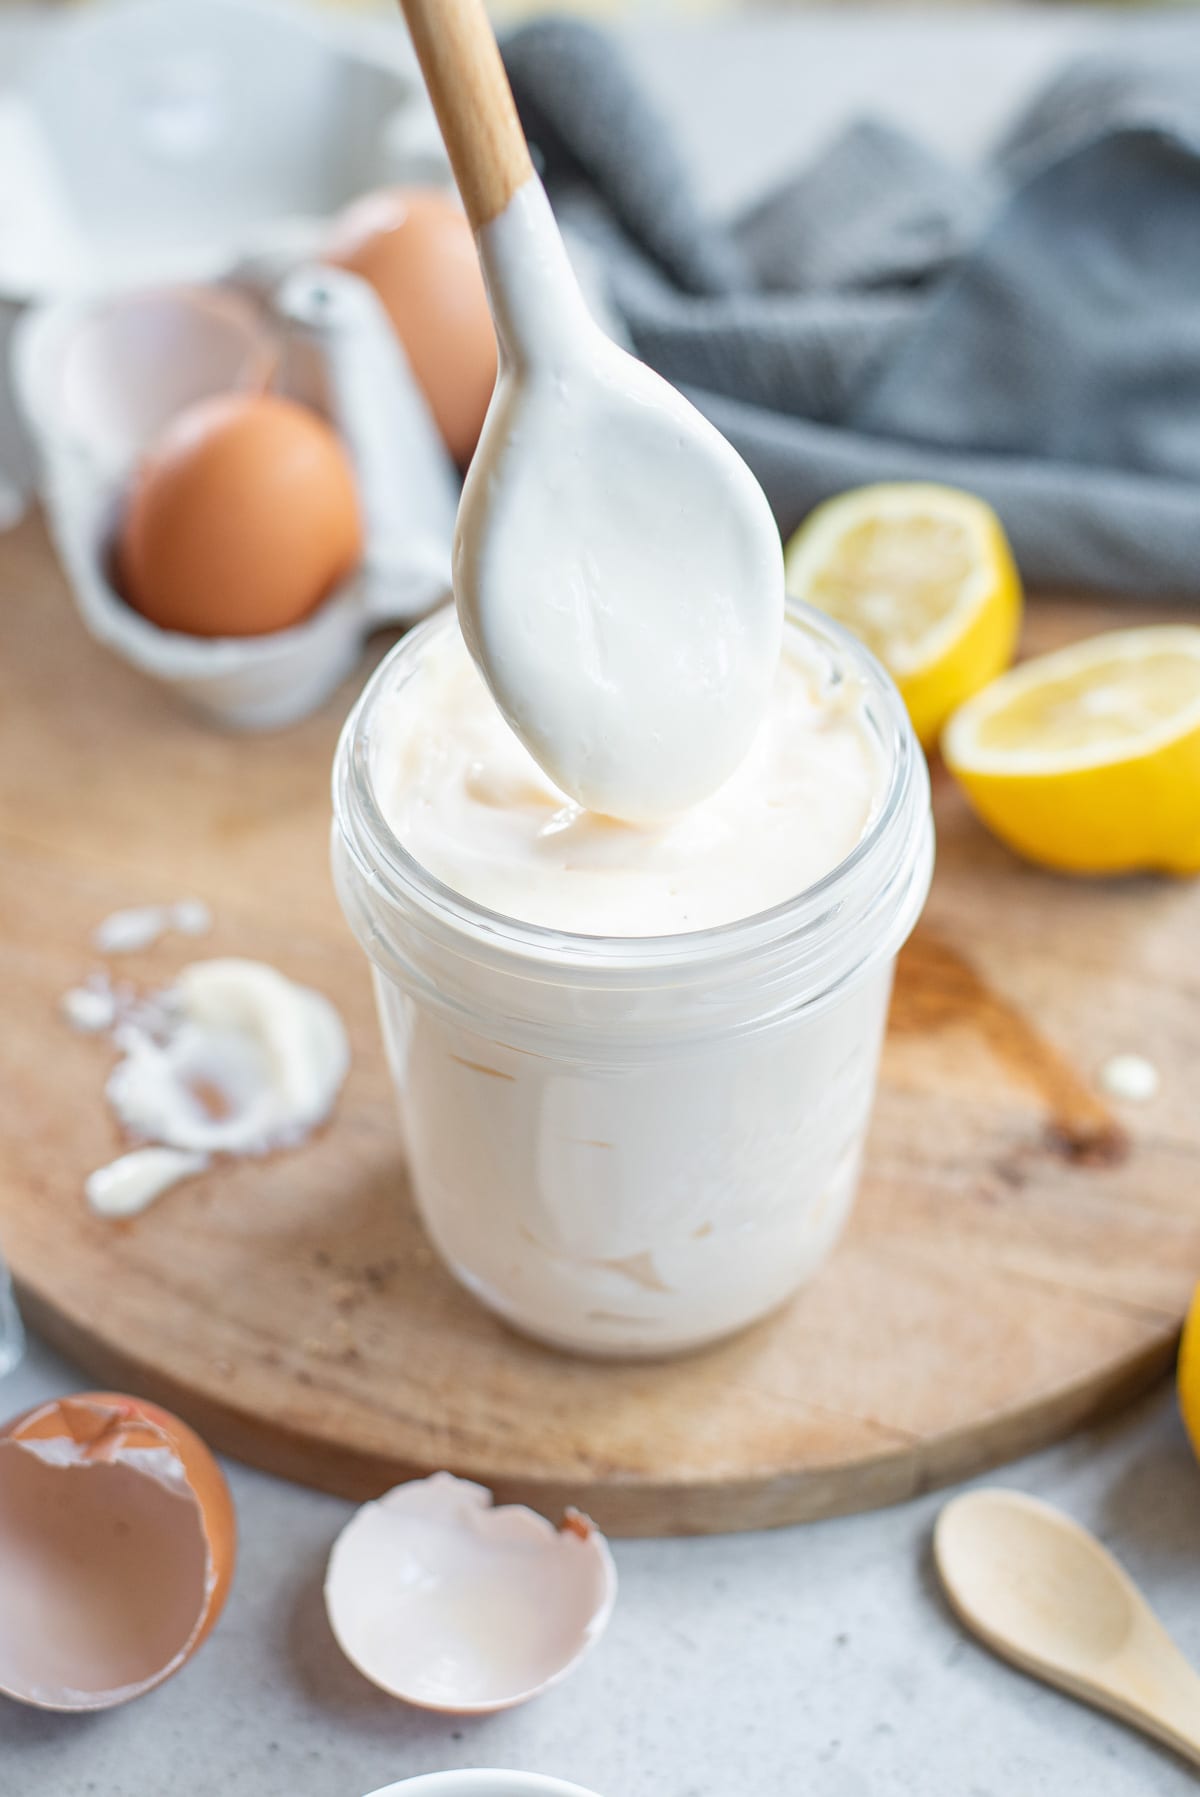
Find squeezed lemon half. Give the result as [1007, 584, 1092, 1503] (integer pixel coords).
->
[784, 482, 1022, 748]
[943, 626, 1200, 874]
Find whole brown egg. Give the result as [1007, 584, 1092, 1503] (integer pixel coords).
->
[118, 393, 363, 638]
[326, 185, 497, 468]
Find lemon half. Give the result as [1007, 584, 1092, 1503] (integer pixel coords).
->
[943, 626, 1200, 874]
[1179, 1284, 1200, 1466]
[784, 483, 1022, 748]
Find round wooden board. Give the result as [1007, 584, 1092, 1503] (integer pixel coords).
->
[3, 514, 1199, 1536]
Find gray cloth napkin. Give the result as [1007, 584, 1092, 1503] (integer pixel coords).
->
[503, 23, 1200, 597]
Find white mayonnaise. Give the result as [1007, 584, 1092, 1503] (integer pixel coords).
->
[85, 1148, 210, 1219]
[106, 959, 349, 1156]
[61, 979, 118, 1034]
[1098, 1053, 1160, 1103]
[92, 900, 211, 955]
[75, 954, 350, 1220]
[339, 605, 933, 1356]
[456, 175, 784, 822]
[372, 616, 882, 937]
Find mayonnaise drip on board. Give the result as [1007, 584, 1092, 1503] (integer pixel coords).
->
[106, 959, 349, 1156]
[372, 616, 883, 937]
[69, 952, 350, 1219]
[455, 175, 785, 822]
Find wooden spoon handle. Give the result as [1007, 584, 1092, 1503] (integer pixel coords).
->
[395, 0, 534, 231]
[1110, 1630, 1200, 1769]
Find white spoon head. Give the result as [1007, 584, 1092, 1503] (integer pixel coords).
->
[935, 1488, 1140, 1678]
[457, 177, 783, 821]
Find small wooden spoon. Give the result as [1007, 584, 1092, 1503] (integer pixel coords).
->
[935, 1488, 1200, 1767]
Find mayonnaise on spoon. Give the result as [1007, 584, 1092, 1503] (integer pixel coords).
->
[460, 176, 784, 820]
[398, 0, 784, 822]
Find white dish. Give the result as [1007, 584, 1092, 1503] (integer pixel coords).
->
[364, 1777, 604, 1797]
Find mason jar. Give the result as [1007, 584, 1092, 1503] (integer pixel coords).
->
[333, 603, 933, 1357]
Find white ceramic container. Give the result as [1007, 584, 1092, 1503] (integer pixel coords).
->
[363, 1777, 604, 1797]
[0, 0, 453, 558]
[0, 0, 446, 300]
[13, 267, 458, 730]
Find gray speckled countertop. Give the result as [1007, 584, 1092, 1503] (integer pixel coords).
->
[4, 7, 1200, 1794]
[4, 1336, 1200, 1797]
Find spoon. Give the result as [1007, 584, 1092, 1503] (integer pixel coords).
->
[935, 1487, 1200, 1767]
[394, 0, 784, 822]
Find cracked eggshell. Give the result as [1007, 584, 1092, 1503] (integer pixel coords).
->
[0, 1392, 236, 1711]
[325, 1473, 616, 1714]
[364, 1778, 606, 1797]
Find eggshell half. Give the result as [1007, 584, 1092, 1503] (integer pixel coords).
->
[0, 1392, 236, 1710]
[325, 1473, 616, 1713]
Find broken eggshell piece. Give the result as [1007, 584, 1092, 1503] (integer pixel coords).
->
[0, 1392, 235, 1710]
[325, 1474, 616, 1714]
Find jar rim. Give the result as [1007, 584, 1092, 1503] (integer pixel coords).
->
[333, 600, 931, 987]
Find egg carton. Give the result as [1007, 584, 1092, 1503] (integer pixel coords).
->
[0, 0, 454, 547]
[0, 0, 450, 300]
[13, 266, 459, 729]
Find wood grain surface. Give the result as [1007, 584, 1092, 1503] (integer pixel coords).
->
[2, 513, 1199, 1536]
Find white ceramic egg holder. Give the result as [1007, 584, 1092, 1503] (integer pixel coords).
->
[0, 0, 451, 301]
[0, 0, 455, 515]
[2, 0, 463, 725]
[14, 266, 459, 731]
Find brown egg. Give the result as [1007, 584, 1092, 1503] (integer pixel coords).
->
[0, 1391, 236, 1710]
[119, 392, 363, 638]
[326, 186, 497, 467]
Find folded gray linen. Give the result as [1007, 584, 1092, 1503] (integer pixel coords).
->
[503, 22, 1200, 596]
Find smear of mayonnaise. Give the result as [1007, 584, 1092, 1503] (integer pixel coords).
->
[61, 979, 118, 1034]
[457, 175, 784, 823]
[85, 1148, 210, 1219]
[73, 957, 350, 1217]
[92, 900, 211, 955]
[1098, 1053, 1160, 1103]
[107, 960, 349, 1156]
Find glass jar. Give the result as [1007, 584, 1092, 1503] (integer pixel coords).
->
[333, 604, 933, 1357]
